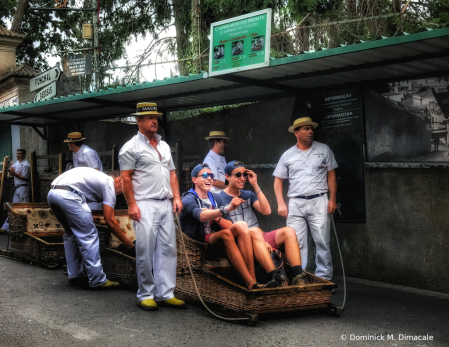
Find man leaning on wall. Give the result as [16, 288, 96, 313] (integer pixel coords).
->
[119, 102, 186, 311]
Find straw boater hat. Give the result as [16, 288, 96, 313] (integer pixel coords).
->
[205, 131, 230, 141]
[131, 102, 163, 116]
[64, 132, 86, 143]
[288, 117, 319, 133]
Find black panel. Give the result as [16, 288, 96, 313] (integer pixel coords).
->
[332, 132, 366, 223]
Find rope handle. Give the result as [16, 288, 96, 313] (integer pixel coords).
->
[174, 213, 250, 322]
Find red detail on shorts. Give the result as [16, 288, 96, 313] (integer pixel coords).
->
[205, 234, 211, 243]
[263, 229, 279, 249]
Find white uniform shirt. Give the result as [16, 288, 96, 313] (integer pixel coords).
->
[273, 141, 338, 197]
[119, 132, 175, 201]
[12, 159, 31, 187]
[73, 144, 103, 172]
[51, 167, 116, 208]
[203, 150, 226, 193]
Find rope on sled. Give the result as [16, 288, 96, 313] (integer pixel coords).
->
[174, 213, 250, 322]
[331, 214, 346, 310]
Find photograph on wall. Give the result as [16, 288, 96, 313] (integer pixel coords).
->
[251, 36, 265, 52]
[231, 40, 244, 56]
[213, 45, 225, 60]
[365, 76, 449, 162]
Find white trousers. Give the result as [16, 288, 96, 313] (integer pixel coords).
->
[47, 189, 107, 287]
[287, 195, 333, 280]
[134, 199, 177, 302]
[1, 186, 30, 231]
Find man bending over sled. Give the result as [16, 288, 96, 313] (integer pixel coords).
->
[180, 163, 286, 289]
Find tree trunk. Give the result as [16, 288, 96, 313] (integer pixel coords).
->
[10, 0, 29, 34]
[172, 0, 191, 76]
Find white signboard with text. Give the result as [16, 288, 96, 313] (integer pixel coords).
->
[30, 67, 61, 93]
[34, 81, 57, 102]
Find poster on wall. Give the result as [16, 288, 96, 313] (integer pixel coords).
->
[372, 76, 449, 162]
[318, 88, 363, 131]
[208, 9, 271, 76]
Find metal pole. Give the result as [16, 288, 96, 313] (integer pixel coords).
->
[92, 0, 99, 90]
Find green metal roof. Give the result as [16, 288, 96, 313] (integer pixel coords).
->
[2, 27, 449, 126]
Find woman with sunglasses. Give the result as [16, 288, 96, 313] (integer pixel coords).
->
[180, 163, 279, 289]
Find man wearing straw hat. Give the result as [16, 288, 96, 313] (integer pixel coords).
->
[203, 131, 229, 193]
[65, 132, 103, 210]
[119, 102, 185, 311]
[273, 115, 338, 280]
[65, 132, 103, 172]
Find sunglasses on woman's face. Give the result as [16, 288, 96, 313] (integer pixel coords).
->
[197, 172, 215, 179]
[230, 172, 248, 178]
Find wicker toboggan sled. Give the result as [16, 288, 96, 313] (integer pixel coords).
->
[3, 202, 66, 269]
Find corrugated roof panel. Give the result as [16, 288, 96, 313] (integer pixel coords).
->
[1, 27, 449, 125]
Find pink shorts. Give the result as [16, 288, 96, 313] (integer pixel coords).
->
[205, 234, 211, 243]
[263, 229, 279, 249]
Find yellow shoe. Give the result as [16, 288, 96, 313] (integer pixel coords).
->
[160, 297, 187, 309]
[138, 299, 158, 311]
[100, 280, 120, 288]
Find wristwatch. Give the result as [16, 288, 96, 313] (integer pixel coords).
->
[219, 205, 230, 215]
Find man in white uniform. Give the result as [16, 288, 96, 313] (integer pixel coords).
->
[273, 117, 338, 280]
[203, 131, 229, 193]
[48, 168, 134, 287]
[65, 132, 103, 210]
[119, 102, 185, 311]
[1, 149, 31, 232]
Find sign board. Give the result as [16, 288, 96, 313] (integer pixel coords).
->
[30, 67, 60, 93]
[67, 53, 92, 76]
[0, 95, 18, 108]
[34, 81, 57, 102]
[209, 9, 271, 76]
[318, 88, 363, 130]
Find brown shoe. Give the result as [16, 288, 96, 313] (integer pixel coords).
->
[292, 272, 307, 285]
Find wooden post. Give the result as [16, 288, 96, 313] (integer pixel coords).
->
[0, 156, 10, 208]
[30, 151, 36, 203]
[112, 145, 116, 170]
[58, 152, 65, 175]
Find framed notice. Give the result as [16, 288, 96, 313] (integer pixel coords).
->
[318, 88, 363, 131]
[208, 9, 272, 76]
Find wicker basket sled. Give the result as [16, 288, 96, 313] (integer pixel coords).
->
[93, 210, 138, 285]
[3, 202, 66, 269]
[175, 227, 339, 325]
[92, 209, 339, 324]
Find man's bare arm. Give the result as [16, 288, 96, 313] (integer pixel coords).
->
[103, 205, 134, 248]
[170, 170, 183, 214]
[121, 169, 141, 222]
[327, 169, 337, 214]
[274, 177, 288, 218]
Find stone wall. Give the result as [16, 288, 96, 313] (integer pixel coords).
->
[169, 96, 449, 294]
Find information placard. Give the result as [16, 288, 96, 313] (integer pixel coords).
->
[209, 9, 271, 76]
[318, 88, 363, 130]
[67, 53, 93, 76]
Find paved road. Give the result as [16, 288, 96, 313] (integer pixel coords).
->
[0, 241, 448, 346]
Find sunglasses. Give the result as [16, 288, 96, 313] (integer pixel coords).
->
[229, 172, 248, 178]
[196, 172, 215, 179]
